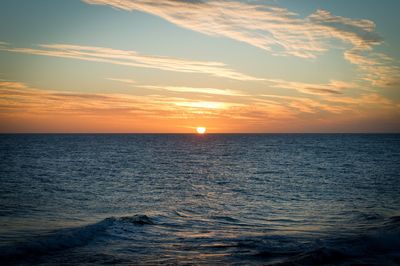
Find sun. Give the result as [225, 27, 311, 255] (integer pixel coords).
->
[196, 127, 206, 134]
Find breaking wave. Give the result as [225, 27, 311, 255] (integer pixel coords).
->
[1, 214, 400, 265]
[0, 214, 154, 263]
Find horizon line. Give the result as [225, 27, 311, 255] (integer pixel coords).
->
[0, 132, 399, 135]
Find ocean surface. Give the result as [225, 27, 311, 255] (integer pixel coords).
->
[0, 134, 399, 265]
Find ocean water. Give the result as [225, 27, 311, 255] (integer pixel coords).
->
[0, 134, 399, 265]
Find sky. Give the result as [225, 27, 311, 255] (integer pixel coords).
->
[0, 0, 399, 133]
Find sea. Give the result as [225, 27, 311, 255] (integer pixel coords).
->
[0, 134, 399, 265]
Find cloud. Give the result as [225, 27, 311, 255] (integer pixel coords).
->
[3, 41, 365, 96]
[344, 49, 400, 88]
[140, 85, 246, 96]
[0, 81, 243, 117]
[310, 10, 399, 88]
[107, 79, 246, 96]
[265, 79, 357, 95]
[82, 0, 399, 88]
[1, 80, 394, 118]
[259, 94, 350, 114]
[173, 101, 233, 109]
[307, 9, 381, 50]
[83, 1, 379, 58]
[0, 43, 261, 81]
[260, 91, 399, 117]
[106, 78, 136, 85]
[326, 93, 394, 107]
[1, 80, 398, 132]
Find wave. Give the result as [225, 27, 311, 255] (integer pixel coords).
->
[209, 215, 240, 223]
[275, 232, 400, 265]
[0, 214, 154, 263]
[2, 213, 399, 265]
[253, 215, 400, 265]
[119, 214, 154, 225]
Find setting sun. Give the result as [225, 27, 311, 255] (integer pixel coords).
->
[196, 127, 206, 134]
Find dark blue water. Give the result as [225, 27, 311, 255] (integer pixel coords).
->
[0, 134, 399, 265]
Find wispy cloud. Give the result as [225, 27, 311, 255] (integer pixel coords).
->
[259, 94, 350, 114]
[83, 1, 379, 58]
[82, 0, 399, 88]
[0, 43, 261, 81]
[265, 79, 357, 95]
[312, 9, 400, 88]
[140, 85, 246, 96]
[107, 78, 245, 96]
[106, 78, 136, 85]
[326, 93, 394, 107]
[344, 49, 400, 88]
[260, 91, 398, 116]
[107, 75, 358, 99]
[173, 101, 230, 109]
[0, 81, 242, 117]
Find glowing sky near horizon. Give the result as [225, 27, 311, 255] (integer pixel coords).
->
[0, 0, 399, 133]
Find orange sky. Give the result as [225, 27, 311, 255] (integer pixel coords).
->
[0, 0, 399, 133]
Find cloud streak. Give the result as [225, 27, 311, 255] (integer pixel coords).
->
[140, 85, 246, 96]
[265, 79, 357, 95]
[0, 43, 261, 81]
[107, 78, 245, 96]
